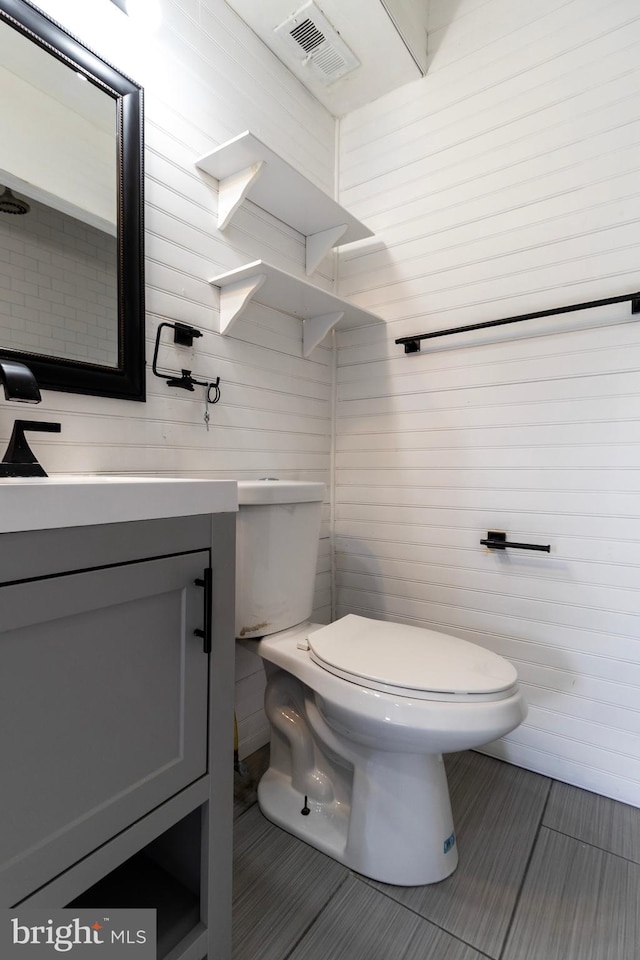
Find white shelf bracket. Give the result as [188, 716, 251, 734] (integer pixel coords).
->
[303, 311, 344, 357]
[217, 272, 266, 335]
[305, 224, 348, 275]
[217, 161, 265, 230]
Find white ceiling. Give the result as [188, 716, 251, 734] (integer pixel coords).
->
[223, 0, 429, 116]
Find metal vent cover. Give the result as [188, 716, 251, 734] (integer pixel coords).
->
[273, 1, 360, 85]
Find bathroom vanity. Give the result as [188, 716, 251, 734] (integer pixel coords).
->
[0, 478, 237, 960]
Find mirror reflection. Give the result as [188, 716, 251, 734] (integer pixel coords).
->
[0, 0, 144, 400]
[0, 16, 119, 369]
[0, 191, 119, 368]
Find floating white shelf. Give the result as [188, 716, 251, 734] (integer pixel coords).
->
[210, 260, 381, 356]
[195, 132, 374, 275]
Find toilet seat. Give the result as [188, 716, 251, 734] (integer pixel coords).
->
[307, 615, 518, 702]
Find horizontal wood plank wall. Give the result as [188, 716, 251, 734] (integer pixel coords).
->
[10, 0, 336, 756]
[337, 0, 640, 805]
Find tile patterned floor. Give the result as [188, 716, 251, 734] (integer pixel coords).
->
[233, 748, 640, 960]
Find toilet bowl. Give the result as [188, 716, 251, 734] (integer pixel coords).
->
[236, 480, 527, 886]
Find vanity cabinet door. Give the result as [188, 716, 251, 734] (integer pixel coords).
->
[0, 551, 210, 906]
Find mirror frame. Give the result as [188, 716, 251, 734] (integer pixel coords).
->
[0, 0, 145, 400]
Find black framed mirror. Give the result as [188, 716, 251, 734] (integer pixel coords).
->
[0, 0, 145, 400]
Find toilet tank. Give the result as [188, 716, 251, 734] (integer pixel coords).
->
[236, 480, 325, 639]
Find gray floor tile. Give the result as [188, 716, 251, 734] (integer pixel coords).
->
[233, 747, 640, 960]
[288, 876, 486, 960]
[233, 805, 348, 960]
[544, 780, 640, 864]
[503, 827, 640, 960]
[369, 751, 551, 958]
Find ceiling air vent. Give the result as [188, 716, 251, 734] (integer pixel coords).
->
[273, 1, 360, 85]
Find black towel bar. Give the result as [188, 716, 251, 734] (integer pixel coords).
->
[396, 292, 640, 353]
[481, 532, 550, 553]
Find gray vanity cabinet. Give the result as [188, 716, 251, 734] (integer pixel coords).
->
[0, 551, 208, 905]
[0, 512, 236, 960]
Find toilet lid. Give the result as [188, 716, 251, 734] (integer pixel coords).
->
[307, 615, 517, 700]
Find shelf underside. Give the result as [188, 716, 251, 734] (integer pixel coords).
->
[210, 260, 381, 356]
[196, 132, 373, 274]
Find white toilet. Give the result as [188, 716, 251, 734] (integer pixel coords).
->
[236, 480, 527, 886]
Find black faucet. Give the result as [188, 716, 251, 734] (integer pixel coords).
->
[0, 359, 60, 477]
[0, 420, 62, 477]
[0, 358, 42, 403]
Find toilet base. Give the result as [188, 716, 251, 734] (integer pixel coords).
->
[258, 767, 350, 861]
[257, 747, 459, 886]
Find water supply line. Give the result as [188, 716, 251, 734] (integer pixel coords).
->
[233, 714, 249, 777]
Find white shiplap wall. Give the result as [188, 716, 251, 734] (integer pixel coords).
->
[3, 0, 336, 757]
[337, 0, 640, 805]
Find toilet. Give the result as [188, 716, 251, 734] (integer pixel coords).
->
[236, 480, 527, 886]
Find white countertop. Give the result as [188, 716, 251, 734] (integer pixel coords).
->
[0, 476, 238, 534]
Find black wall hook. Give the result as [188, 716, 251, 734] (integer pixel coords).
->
[481, 531, 550, 553]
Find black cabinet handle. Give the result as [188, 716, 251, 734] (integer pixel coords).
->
[194, 567, 213, 653]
